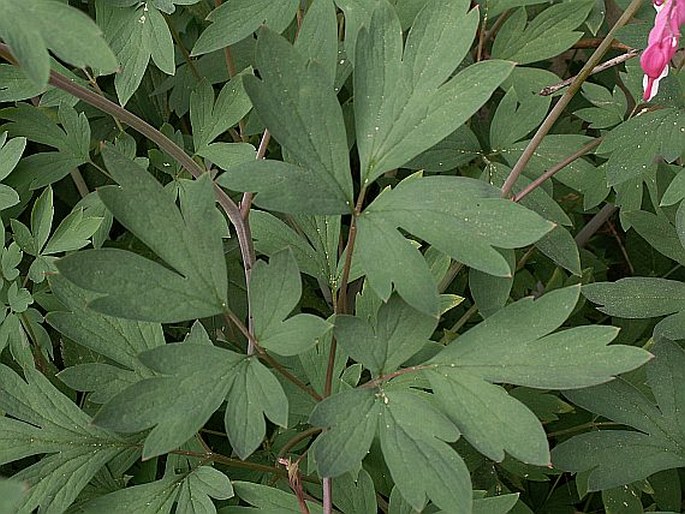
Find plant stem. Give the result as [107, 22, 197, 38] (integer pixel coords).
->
[223, 309, 323, 401]
[70, 168, 89, 198]
[0, 44, 259, 349]
[170, 448, 319, 482]
[512, 138, 603, 202]
[539, 49, 639, 96]
[165, 14, 202, 82]
[361, 365, 437, 389]
[500, 0, 645, 198]
[240, 129, 271, 219]
[575, 203, 618, 247]
[278, 427, 322, 458]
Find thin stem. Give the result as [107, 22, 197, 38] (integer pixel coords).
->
[546, 421, 623, 439]
[170, 448, 319, 482]
[438, 262, 463, 293]
[323, 478, 332, 514]
[539, 49, 639, 96]
[70, 168, 89, 198]
[441, 304, 478, 343]
[223, 309, 323, 401]
[512, 138, 603, 202]
[0, 44, 257, 294]
[240, 129, 271, 218]
[500, 0, 645, 198]
[165, 14, 202, 82]
[361, 365, 437, 389]
[575, 203, 617, 248]
[278, 427, 322, 458]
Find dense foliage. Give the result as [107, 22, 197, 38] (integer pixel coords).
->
[0, 0, 684, 512]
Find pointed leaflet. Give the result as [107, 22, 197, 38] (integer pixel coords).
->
[218, 28, 353, 215]
[310, 388, 471, 512]
[230, 482, 323, 513]
[0, 0, 117, 87]
[294, 0, 339, 88]
[47, 275, 163, 403]
[94, 333, 244, 460]
[73, 463, 232, 513]
[552, 340, 685, 490]
[490, 1, 594, 64]
[96, 0, 175, 105]
[425, 286, 651, 465]
[583, 278, 685, 341]
[223, 357, 289, 459]
[57, 147, 228, 323]
[354, 0, 513, 183]
[251, 249, 331, 356]
[190, 77, 252, 152]
[1, 104, 91, 189]
[356, 175, 554, 315]
[0, 365, 129, 514]
[191, 0, 299, 56]
[334, 294, 437, 376]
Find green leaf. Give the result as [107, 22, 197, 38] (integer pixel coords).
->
[219, 28, 354, 215]
[310, 388, 381, 477]
[251, 249, 331, 356]
[224, 358, 289, 459]
[56, 147, 228, 323]
[228, 481, 323, 513]
[0, 0, 117, 87]
[311, 389, 470, 512]
[0, 479, 25, 513]
[47, 275, 163, 402]
[468, 249, 515, 318]
[535, 225, 582, 276]
[96, 0, 175, 105]
[250, 211, 339, 285]
[355, 0, 513, 183]
[598, 108, 685, 187]
[623, 210, 685, 266]
[404, 124, 482, 172]
[190, 78, 253, 152]
[583, 277, 685, 341]
[196, 142, 256, 171]
[426, 286, 651, 464]
[333, 470, 377, 514]
[1, 104, 91, 189]
[378, 390, 469, 513]
[0, 365, 129, 513]
[491, 1, 594, 64]
[294, 0, 339, 87]
[552, 340, 685, 490]
[191, 0, 299, 56]
[356, 175, 554, 314]
[0, 134, 26, 182]
[73, 465, 232, 514]
[574, 83, 626, 129]
[334, 294, 437, 375]
[42, 208, 103, 255]
[94, 338, 243, 460]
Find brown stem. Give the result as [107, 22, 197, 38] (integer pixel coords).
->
[0, 43, 259, 346]
[278, 427, 322, 458]
[512, 138, 603, 202]
[500, 0, 645, 198]
[361, 365, 437, 389]
[240, 129, 271, 219]
[572, 38, 634, 51]
[539, 49, 639, 96]
[223, 309, 323, 401]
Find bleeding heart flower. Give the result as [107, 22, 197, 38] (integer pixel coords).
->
[640, 0, 685, 101]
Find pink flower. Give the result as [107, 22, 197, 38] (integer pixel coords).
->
[640, 0, 685, 101]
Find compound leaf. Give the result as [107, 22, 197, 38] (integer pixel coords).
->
[0, 0, 117, 87]
[57, 147, 228, 323]
[251, 249, 331, 356]
[356, 175, 554, 314]
[0, 365, 128, 513]
[552, 340, 685, 490]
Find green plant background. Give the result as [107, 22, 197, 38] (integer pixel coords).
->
[0, 0, 684, 512]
